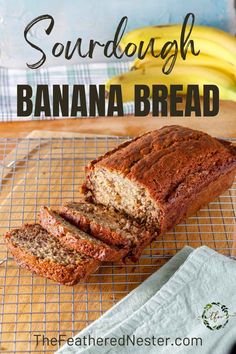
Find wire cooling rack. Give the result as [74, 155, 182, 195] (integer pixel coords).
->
[0, 136, 235, 353]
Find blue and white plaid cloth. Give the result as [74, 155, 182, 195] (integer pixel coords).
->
[0, 61, 135, 121]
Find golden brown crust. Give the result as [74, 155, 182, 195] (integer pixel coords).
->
[160, 168, 236, 234]
[83, 125, 236, 234]
[39, 206, 127, 262]
[5, 226, 100, 285]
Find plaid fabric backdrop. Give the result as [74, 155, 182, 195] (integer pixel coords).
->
[0, 61, 136, 121]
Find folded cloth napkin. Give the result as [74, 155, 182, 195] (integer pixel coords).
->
[57, 246, 236, 354]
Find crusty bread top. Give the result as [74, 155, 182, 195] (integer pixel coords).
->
[85, 125, 236, 207]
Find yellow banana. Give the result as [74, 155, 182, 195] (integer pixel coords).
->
[105, 66, 236, 102]
[119, 24, 236, 60]
[122, 34, 236, 67]
[132, 52, 236, 80]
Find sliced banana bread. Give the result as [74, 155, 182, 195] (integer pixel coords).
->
[39, 206, 127, 262]
[59, 201, 157, 261]
[5, 224, 100, 285]
[82, 125, 236, 234]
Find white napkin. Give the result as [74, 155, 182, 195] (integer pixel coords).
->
[57, 246, 236, 354]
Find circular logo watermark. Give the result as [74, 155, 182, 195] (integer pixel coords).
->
[201, 302, 229, 330]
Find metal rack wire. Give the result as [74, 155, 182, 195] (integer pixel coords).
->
[0, 136, 235, 353]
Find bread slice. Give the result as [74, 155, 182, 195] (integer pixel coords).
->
[39, 206, 127, 262]
[82, 125, 236, 234]
[59, 201, 157, 261]
[5, 224, 100, 285]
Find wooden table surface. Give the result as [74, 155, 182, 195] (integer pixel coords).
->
[0, 100, 236, 138]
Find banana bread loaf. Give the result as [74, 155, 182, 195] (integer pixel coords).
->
[5, 224, 100, 285]
[39, 206, 127, 262]
[59, 201, 157, 261]
[82, 125, 236, 234]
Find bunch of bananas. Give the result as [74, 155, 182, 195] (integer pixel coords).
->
[105, 24, 236, 103]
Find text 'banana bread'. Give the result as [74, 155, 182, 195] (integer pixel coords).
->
[82, 125, 236, 234]
[5, 224, 100, 285]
